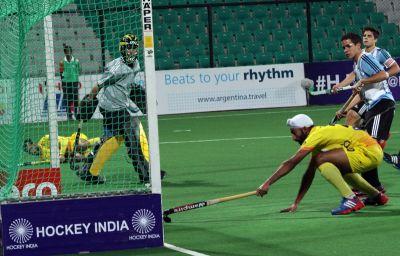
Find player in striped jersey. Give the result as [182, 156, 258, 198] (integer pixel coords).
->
[333, 33, 396, 197]
[77, 34, 165, 185]
[333, 27, 399, 127]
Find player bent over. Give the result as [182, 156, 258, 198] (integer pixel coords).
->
[76, 34, 165, 185]
[256, 114, 388, 215]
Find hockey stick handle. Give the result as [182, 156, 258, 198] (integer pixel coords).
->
[18, 160, 50, 167]
[163, 191, 256, 216]
[69, 119, 84, 170]
[0, 160, 50, 169]
[329, 81, 362, 124]
[309, 84, 354, 96]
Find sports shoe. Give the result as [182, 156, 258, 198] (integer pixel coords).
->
[138, 172, 150, 184]
[363, 192, 389, 206]
[331, 197, 365, 215]
[376, 185, 386, 194]
[383, 152, 400, 169]
[352, 189, 367, 197]
[75, 165, 105, 184]
[353, 185, 386, 197]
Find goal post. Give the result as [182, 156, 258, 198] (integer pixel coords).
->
[0, 1, 163, 254]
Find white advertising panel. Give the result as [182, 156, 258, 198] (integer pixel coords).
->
[155, 63, 306, 115]
[1, 63, 307, 124]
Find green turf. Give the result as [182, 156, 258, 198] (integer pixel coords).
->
[158, 105, 400, 256]
[25, 104, 400, 255]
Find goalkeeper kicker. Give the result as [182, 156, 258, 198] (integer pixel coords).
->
[75, 34, 166, 185]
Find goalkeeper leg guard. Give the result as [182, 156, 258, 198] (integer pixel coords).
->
[76, 137, 122, 184]
[76, 141, 105, 184]
[139, 122, 149, 162]
[138, 122, 167, 180]
[89, 136, 123, 176]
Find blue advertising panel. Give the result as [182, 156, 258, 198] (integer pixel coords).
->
[0, 194, 163, 256]
[305, 58, 400, 105]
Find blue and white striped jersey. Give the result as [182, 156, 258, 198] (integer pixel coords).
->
[362, 46, 396, 69]
[353, 52, 394, 108]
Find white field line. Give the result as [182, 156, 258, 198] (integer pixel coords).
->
[159, 103, 400, 121]
[160, 131, 400, 145]
[158, 107, 338, 121]
[164, 243, 210, 256]
[160, 135, 290, 145]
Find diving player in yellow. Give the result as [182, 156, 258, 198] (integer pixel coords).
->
[23, 133, 100, 163]
[256, 114, 388, 215]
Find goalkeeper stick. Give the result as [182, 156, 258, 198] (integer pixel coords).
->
[329, 81, 362, 125]
[18, 160, 50, 167]
[0, 160, 50, 169]
[69, 119, 83, 171]
[163, 190, 256, 223]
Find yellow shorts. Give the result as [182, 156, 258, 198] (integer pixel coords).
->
[67, 132, 88, 152]
[345, 144, 383, 173]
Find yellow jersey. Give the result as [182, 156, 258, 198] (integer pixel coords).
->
[38, 135, 70, 161]
[38, 133, 93, 161]
[301, 125, 378, 154]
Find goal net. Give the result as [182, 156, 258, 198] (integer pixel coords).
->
[0, 0, 160, 200]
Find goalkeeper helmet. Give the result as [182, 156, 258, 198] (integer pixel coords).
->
[119, 34, 139, 65]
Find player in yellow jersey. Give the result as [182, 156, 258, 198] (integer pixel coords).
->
[23, 133, 100, 163]
[256, 114, 388, 215]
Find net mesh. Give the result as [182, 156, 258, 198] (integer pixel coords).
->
[0, 0, 151, 200]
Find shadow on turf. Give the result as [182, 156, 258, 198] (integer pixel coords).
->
[166, 225, 314, 256]
[194, 164, 272, 175]
[162, 180, 229, 188]
[167, 206, 400, 224]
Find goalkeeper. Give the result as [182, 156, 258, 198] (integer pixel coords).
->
[23, 133, 100, 163]
[77, 34, 165, 184]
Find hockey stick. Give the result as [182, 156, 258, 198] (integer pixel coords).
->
[69, 119, 83, 171]
[0, 160, 50, 169]
[18, 160, 50, 167]
[329, 81, 362, 125]
[301, 78, 355, 96]
[309, 85, 354, 96]
[163, 190, 256, 223]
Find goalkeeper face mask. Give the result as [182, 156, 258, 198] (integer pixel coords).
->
[120, 34, 139, 65]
